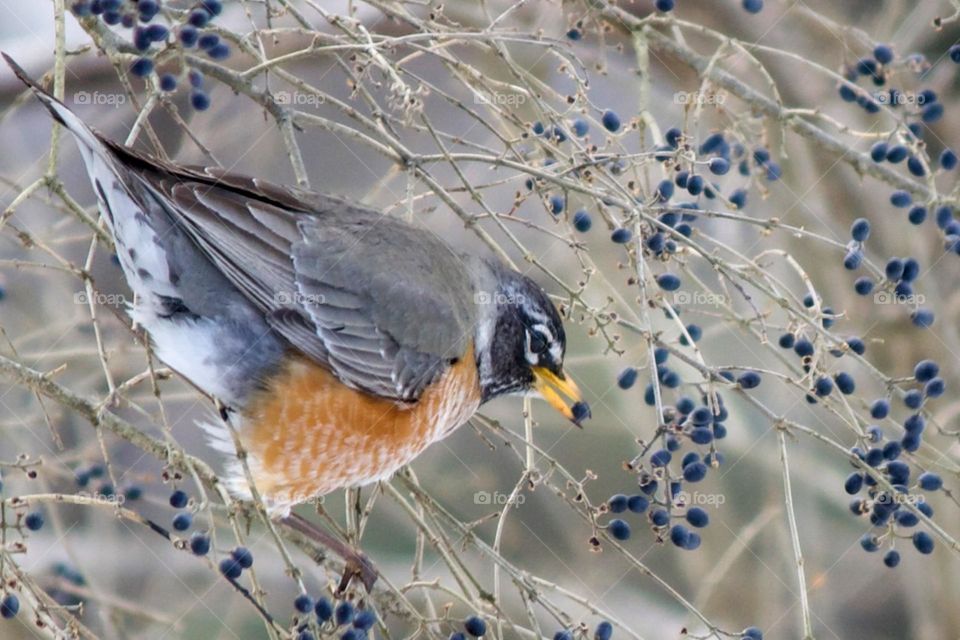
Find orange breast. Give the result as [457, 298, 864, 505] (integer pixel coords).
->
[239, 346, 480, 511]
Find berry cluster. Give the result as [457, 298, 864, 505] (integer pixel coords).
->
[649, 1, 763, 15]
[298, 596, 376, 640]
[69, 0, 229, 111]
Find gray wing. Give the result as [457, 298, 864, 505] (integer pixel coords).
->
[125, 156, 477, 401]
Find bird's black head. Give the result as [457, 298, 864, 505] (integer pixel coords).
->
[475, 264, 589, 424]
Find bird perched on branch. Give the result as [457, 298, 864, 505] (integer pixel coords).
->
[5, 54, 588, 585]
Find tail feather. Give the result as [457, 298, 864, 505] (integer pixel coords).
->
[3, 52, 105, 154]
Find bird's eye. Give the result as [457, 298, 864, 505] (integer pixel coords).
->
[528, 330, 549, 354]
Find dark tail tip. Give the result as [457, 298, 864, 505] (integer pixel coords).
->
[3, 52, 69, 126]
[2, 53, 41, 92]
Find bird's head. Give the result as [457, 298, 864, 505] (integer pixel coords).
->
[474, 263, 590, 425]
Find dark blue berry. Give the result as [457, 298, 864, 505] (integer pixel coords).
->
[860, 533, 880, 552]
[918, 472, 942, 491]
[794, 338, 814, 358]
[778, 333, 796, 349]
[883, 441, 902, 460]
[669, 524, 690, 547]
[172, 512, 193, 531]
[843, 249, 863, 270]
[911, 308, 935, 328]
[655, 0, 675, 10]
[594, 621, 613, 640]
[314, 598, 333, 622]
[611, 228, 632, 243]
[188, 9, 211, 27]
[844, 473, 863, 494]
[572, 210, 592, 232]
[921, 103, 944, 124]
[650, 449, 671, 467]
[617, 367, 638, 390]
[198, 33, 220, 50]
[873, 44, 894, 64]
[912, 531, 934, 554]
[847, 336, 866, 354]
[686, 507, 709, 528]
[886, 145, 909, 163]
[687, 174, 704, 195]
[571, 118, 589, 137]
[336, 601, 355, 626]
[294, 594, 314, 613]
[741, 628, 763, 640]
[464, 615, 487, 637]
[207, 43, 231, 60]
[883, 549, 900, 568]
[191, 90, 211, 111]
[23, 511, 44, 531]
[0, 594, 19, 619]
[890, 190, 912, 207]
[708, 157, 729, 175]
[354, 609, 377, 631]
[742, 0, 763, 13]
[729, 188, 747, 209]
[608, 518, 631, 541]
[835, 372, 856, 395]
[656, 273, 681, 291]
[548, 195, 565, 215]
[940, 148, 958, 170]
[914, 360, 939, 382]
[682, 461, 707, 482]
[601, 110, 621, 133]
[814, 376, 833, 397]
[231, 546, 253, 568]
[189, 532, 210, 556]
[851, 218, 870, 241]
[219, 556, 242, 579]
[924, 377, 945, 398]
[627, 495, 649, 513]
[901, 258, 920, 282]
[870, 399, 890, 419]
[904, 389, 923, 409]
[657, 179, 675, 201]
[201, 0, 223, 15]
[608, 494, 628, 513]
[159, 73, 177, 92]
[180, 25, 199, 47]
[737, 371, 761, 389]
[130, 57, 154, 77]
[904, 413, 925, 434]
[170, 489, 188, 509]
[870, 141, 889, 162]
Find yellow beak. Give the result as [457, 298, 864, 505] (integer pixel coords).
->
[533, 367, 591, 425]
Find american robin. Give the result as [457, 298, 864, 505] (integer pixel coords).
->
[6, 56, 589, 521]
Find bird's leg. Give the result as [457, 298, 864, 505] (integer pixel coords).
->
[279, 512, 378, 594]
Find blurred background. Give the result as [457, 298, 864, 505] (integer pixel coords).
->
[0, 1, 959, 639]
